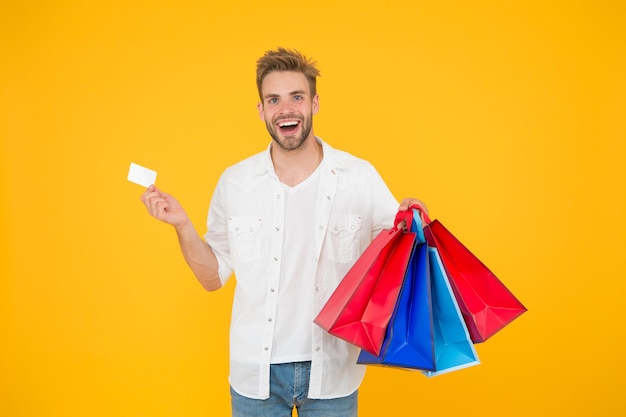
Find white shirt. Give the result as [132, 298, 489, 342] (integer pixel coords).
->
[204, 138, 399, 400]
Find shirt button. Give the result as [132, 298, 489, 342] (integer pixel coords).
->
[274, 257, 278, 261]
[264, 347, 269, 351]
[315, 347, 321, 352]
[268, 318, 273, 322]
[275, 227, 280, 231]
[270, 288, 275, 293]
[319, 226, 324, 230]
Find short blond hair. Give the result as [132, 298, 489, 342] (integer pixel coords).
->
[256, 47, 320, 100]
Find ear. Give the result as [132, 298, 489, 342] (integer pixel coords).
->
[257, 102, 265, 121]
[312, 94, 320, 115]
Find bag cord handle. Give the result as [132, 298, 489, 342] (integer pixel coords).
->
[394, 203, 431, 229]
[393, 209, 413, 230]
[409, 203, 432, 225]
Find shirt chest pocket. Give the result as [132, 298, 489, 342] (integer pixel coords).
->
[327, 215, 362, 263]
[228, 217, 263, 263]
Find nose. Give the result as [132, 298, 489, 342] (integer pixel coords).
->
[276, 99, 295, 115]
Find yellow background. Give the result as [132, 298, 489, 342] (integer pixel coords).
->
[2, 1, 625, 416]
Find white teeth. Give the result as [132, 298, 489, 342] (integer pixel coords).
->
[279, 121, 298, 127]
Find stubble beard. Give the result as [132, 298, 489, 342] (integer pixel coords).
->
[266, 113, 313, 151]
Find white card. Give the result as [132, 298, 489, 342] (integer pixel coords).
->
[127, 162, 157, 188]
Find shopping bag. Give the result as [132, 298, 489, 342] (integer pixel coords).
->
[357, 210, 436, 370]
[314, 213, 416, 355]
[423, 245, 480, 376]
[413, 204, 527, 343]
[356, 231, 416, 354]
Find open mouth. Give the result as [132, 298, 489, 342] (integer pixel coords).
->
[277, 120, 300, 135]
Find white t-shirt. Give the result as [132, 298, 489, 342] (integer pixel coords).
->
[271, 168, 320, 363]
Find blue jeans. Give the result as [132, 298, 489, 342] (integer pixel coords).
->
[230, 362, 358, 417]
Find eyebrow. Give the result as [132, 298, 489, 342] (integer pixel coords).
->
[263, 90, 307, 100]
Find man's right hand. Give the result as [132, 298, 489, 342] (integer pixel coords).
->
[140, 185, 189, 228]
[140, 185, 221, 291]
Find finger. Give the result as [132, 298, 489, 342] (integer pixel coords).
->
[152, 199, 164, 219]
[142, 188, 166, 205]
[151, 186, 168, 199]
[140, 192, 157, 213]
[143, 194, 163, 217]
[415, 200, 429, 215]
[403, 199, 428, 215]
[151, 197, 168, 218]
[397, 198, 414, 211]
[140, 188, 158, 205]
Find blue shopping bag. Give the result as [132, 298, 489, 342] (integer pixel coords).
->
[357, 210, 436, 370]
[423, 245, 480, 376]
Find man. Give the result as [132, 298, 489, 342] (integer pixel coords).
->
[141, 47, 425, 417]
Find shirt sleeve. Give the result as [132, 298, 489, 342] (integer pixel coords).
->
[204, 173, 234, 285]
[368, 163, 399, 238]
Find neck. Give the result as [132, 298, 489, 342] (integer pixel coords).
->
[271, 136, 323, 187]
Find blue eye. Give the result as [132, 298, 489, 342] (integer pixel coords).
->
[268, 98, 278, 104]
[293, 95, 302, 101]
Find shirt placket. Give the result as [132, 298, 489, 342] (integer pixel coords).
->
[309, 166, 338, 398]
[259, 183, 285, 398]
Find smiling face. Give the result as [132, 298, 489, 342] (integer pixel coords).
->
[258, 71, 319, 151]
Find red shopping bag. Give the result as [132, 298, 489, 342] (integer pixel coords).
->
[412, 204, 527, 343]
[314, 212, 416, 355]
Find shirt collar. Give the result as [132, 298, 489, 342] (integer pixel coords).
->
[255, 136, 347, 176]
